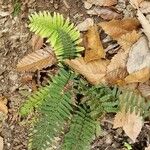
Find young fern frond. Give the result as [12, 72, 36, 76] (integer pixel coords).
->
[29, 11, 84, 60]
[62, 106, 97, 150]
[20, 69, 74, 116]
[26, 69, 74, 150]
[119, 91, 150, 118]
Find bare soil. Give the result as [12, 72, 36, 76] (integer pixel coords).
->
[0, 0, 150, 150]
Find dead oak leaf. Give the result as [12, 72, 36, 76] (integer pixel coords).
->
[117, 30, 141, 50]
[65, 57, 109, 85]
[125, 67, 150, 83]
[137, 9, 150, 47]
[87, 7, 123, 21]
[99, 18, 140, 40]
[127, 36, 150, 74]
[106, 49, 129, 84]
[87, 0, 117, 6]
[84, 25, 105, 62]
[17, 48, 57, 72]
[0, 97, 8, 115]
[114, 109, 143, 142]
[31, 34, 43, 51]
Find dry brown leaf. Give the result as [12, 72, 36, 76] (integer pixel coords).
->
[17, 49, 57, 72]
[140, 1, 150, 14]
[137, 9, 150, 47]
[87, 7, 123, 21]
[114, 109, 143, 142]
[130, 0, 144, 7]
[106, 68, 128, 85]
[0, 137, 3, 150]
[127, 36, 150, 74]
[65, 57, 109, 85]
[31, 34, 43, 51]
[84, 25, 105, 62]
[99, 18, 140, 40]
[87, 0, 117, 6]
[125, 67, 150, 83]
[117, 30, 141, 50]
[0, 97, 8, 114]
[138, 83, 150, 98]
[106, 49, 130, 84]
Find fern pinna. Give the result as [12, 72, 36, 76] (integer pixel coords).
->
[29, 11, 84, 60]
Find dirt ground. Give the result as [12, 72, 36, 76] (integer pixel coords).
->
[0, 0, 150, 150]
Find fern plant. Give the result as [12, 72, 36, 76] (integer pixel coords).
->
[29, 11, 84, 60]
[19, 11, 150, 150]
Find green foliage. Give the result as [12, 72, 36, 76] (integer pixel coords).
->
[27, 69, 74, 150]
[74, 78, 120, 119]
[29, 11, 84, 60]
[62, 106, 97, 150]
[119, 90, 150, 118]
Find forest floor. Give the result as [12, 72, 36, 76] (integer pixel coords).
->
[0, 0, 150, 150]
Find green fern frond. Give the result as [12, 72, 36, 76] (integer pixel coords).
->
[27, 69, 74, 150]
[29, 11, 84, 60]
[20, 69, 74, 116]
[74, 79, 120, 119]
[62, 106, 97, 150]
[119, 91, 150, 118]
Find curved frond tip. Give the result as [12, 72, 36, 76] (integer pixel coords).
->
[29, 11, 84, 60]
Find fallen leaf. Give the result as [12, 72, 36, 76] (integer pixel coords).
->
[125, 67, 150, 83]
[130, 0, 144, 8]
[140, 1, 150, 14]
[87, 0, 117, 6]
[127, 36, 150, 74]
[77, 18, 94, 31]
[99, 18, 140, 40]
[84, 25, 105, 62]
[138, 82, 150, 98]
[65, 57, 109, 85]
[31, 34, 43, 51]
[0, 137, 3, 150]
[117, 30, 141, 50]
[114, 110, 143, 142]
[145, 145, 150, 150]
[0, 97, 8, 114]
[87, 7, 123, 21]
[106, 68, 128, 85]
[137, 9, 150, 47]
[17, 48, 57, 72]
[106, 49, 129, 84]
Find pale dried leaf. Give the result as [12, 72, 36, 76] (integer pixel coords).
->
[125, 67, 150, 83]
[118, 30, 141, 50]
[145, 145, 150, 150]
[99, 18, 140, 39]
[106, 68, 128, 85]
[137, 9, 150, 46]
[114, 109, 143, 142]
[17, 49, 57, 72]
[0, 98, 8, 115]
[77, 18, 94, 31]
[87, 0, 117, 6]
[87, 7, 123, 21]
[0, 137, 3, 150]
[31, 34, 43, 51]
[138, 83, 150, 98]
[140, 1, 150, 14]
[123, 111, 143, 142]
[65, 57, 109, 85]
[127, 36, 150, 74]
[130, 0, 144, 8]
[84, 25, 105, 62]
